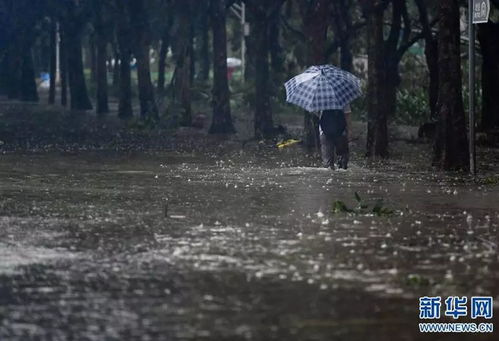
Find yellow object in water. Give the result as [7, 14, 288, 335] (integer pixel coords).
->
[277, 139, 301, 149]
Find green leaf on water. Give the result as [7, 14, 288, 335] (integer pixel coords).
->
[332, 200, 354, 214]
[405, 274, 431, 287]
[354, 192, 362, 203]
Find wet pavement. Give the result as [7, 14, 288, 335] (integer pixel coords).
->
[0, 147, 498, 340]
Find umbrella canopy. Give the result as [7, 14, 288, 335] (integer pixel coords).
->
[284, 65, 361, 114]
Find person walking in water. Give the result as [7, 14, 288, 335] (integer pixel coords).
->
[319, 105, 351, 170]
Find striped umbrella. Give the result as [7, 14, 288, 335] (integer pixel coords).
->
[284, 65, 362, 115]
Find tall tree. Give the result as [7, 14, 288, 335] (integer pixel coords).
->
[330, 0, 356, 72]
[48, 19, 57, 104]
[415, 0, 439, 120]
[247, 0, 286, 139]
[59, 28, 68, 107]
[362, 0, 388, 158]
[433, 0, 468, 170]
[60, 0, 93, 111]
[362, 0, 418, 158]
[299, 0, 330, 151]
[1, 0, 40, 102]
[478, 21, 499, 131]
[114, 0, 133, 119]
[209, 0, 235, 134]
[92, 0, 111, 115]
[198, 3, 211, 82]
[127, 0, 158, 121]
[157, 10, 173, 92]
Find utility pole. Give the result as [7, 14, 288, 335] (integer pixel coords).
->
[469, 0, 476, 176]
[469, 0, 490, 176]
[56, 23, 60, 83]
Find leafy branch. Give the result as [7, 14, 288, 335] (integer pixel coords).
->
[332, 192, 394, 217]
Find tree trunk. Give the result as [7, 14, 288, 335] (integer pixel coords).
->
[172, 0, 193, 126]
[89, 38, 97, 84]
[6, 45, 22, 99]
[64, 21, 93, 111]
[60, 30, 68, 107]
[199, 11, 211, 82]
[426, 39, 439, 120]
[478, 22, 499, 131]
[365, 2, 388, 158]
[0, 56, 8, 96]
[135, 41, 158, 120]
[116, 12, 133, 120]
[5, 37, 38, 102]
[209, 0, 235, 134]
[332, 0, 354, 72]
[157, 29, 170, 92]
[96, 32, 109, 115]
[20, 48, 38, 102]
[112, 44, 121, 89]
[253, 9, 273, 139]
[49, 20, 57, 104]
[433, 0, 468, 170]
[415, 0, 439, 120]
[269, 7, 285, 76]
[128, 0, 158, 121]
[300, 0, 330, 151]
[189, 23, 196, 84]
[340, 38, 353, 72]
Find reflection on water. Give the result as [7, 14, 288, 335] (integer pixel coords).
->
[0, 151, 498, 340]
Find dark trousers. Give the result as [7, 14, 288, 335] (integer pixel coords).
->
[319, 109, 349, 169]
[320, 133, 349, 169]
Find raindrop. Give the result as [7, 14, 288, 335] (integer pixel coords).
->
[466, 214, 473, 228]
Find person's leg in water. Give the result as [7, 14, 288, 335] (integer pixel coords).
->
[334, 134, 349, 169]
[320, 129, 335, 169]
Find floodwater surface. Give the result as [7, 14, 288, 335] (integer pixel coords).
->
[0, 149, 498, 340]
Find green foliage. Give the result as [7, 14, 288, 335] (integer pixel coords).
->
[395, 89, 430, 126]
[480, 176, 499, 186]
[332, 192, 394, 216]
[405, 274, 431, 288]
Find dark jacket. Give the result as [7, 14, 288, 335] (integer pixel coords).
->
[319, 109, 347, 138]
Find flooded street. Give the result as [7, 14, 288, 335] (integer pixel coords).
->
[0, 148, 498, 340]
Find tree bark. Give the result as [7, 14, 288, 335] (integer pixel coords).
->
[157, 29, 170, 92]
[433, 0, 468, 170]
[89, 37, 97, 84]
[252, 5, 274, 139]
[478, 22, 499, 131]
[209, 0, 235, 134]
[199, 10, 211, 82]
[20, 48, 38, 102]
[49, 20, 57, 104]
[365, 1, 388, 158]
[127, 0, 158, 121]
[0, 56, 8, 96]
[116, 5, 133, 120]
[189, 23, 196, 84]
[60, 29, 68, 107]
[6, 44, 22, 99]
[415, 0, 439, 120]
[66, 32, 93, 110]
[62, 15, 93, 111]
[269, 7, 285, 76]
[172, 0, 193, 126]
[96, 32, 109, 115]
[300, 0, 330, 151]
[112, 44, 121, 89]
[331, 0, 354, 72]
